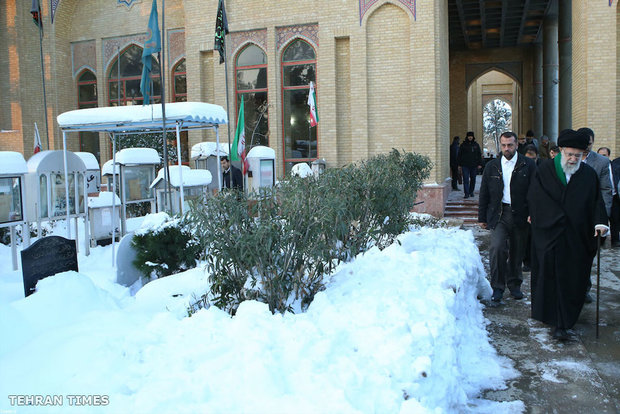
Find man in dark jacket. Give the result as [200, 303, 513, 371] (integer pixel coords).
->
[610, 156, 620, 247]
[450, 136, 460, 190]
[479, 131, 536, 303]
[527, 129, 608, 340]
[457, 131, 483, 198]
[221, 156, 243, 191]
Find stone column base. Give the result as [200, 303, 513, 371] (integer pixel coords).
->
[412, 179, 451, 218]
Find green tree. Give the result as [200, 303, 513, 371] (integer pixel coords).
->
[483, 99, 512, 154]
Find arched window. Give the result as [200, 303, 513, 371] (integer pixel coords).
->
[235, 44, 268, 149]
[108, 44, 161, 106]
[173, 59, 187, 102]
[281, 39, 316, 174]
[77, 70, 100, 161]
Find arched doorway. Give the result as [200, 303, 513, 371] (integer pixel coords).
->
[467, 70, 520, 156]
[483, 98, 512, 156]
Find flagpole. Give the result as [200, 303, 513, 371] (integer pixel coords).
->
[160, 0, 172, 213]
[224, 42, 232, 160]
[36, 2, 50, 150]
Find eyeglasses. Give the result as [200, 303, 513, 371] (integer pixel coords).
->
[562, 150, 583, 159]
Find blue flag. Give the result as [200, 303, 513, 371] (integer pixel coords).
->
[140, 0, 161, 105]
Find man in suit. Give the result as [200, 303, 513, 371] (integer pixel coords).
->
[598, 147, 620, 247]
[220, 156, 243, 191]
[577, 128, 613, 217]
[576, 128, 613, 302]
[612, 156, 620, 247]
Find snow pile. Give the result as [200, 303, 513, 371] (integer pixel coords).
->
[0, 225, 519, 413]
[88, 191, 121, 208]
[133, 212, 179, 236]
[291, 162, 313, 177]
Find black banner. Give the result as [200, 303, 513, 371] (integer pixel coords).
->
[214, 0, 229, 64]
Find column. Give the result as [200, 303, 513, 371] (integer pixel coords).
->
[543, 0, 559, 143]
[533, 44, 543, 138]
[558, 0, 572, 131]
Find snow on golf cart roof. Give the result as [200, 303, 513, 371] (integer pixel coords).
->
[190, 142, 229, 159]
[0, 152, 28, 175]
[150, 165, 212, 189]
[115, 148, 161, 165]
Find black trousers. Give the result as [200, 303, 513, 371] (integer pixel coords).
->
[489, 205, 527, 291]
[462, 166, 477, 196]
[450, 165, 459, 189]
[523, 223, 532, 267]
[611, 194, 620, 244]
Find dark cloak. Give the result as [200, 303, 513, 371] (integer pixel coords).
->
[527, 159, 607, 329]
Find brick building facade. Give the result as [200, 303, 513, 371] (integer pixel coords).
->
[1, 0, 618, 216]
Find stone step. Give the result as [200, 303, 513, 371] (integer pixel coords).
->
[444, 196, 479, 223]
[445, 206, 478, 212]
[446, 216, 478, 223]
[446, 200, 478, 207]
[444, 211, 478, 218]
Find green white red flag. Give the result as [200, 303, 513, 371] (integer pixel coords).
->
[231, 95, 249, 174]
[308, 81, 318, 127]
[34, 122, 42, 154]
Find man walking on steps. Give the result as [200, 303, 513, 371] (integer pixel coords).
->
[457, 131, 483, 198]
[478, 131, 536, 304]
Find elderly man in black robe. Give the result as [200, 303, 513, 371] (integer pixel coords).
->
[527, 129, 609, 340]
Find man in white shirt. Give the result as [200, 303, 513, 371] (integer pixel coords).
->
[479, 132, 537, 304]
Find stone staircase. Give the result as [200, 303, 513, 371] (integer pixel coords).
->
[443, 197, 479, 224]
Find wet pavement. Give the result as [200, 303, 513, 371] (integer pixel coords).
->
[450, 181, 620, 413]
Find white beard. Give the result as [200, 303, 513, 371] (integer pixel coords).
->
[561, 155, 581, 175]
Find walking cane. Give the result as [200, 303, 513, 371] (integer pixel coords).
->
[596, 235, 601, 339]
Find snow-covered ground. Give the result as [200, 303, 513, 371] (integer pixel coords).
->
[0, 218, 523, 413]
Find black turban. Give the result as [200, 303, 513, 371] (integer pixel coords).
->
[557, 129, 589, 150]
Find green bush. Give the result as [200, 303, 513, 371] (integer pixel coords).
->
[187, 149, 432, 315]
[131, 217, 201, 279]
[0, 222, 54, 246]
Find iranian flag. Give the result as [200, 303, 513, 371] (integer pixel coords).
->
[308, 81, 318, 127]
[33, 122, 42, 154]
[231, 95, 249, 174]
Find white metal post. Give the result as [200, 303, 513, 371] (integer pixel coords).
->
[10, 225, 17, 271]
[83, 172, 90, 255]
[21, 179, 30, 247]
[216, 126, 222, 191]
[111, 133, 118, 268]
[62, 131, 71, 239]
[176, 122, 184, 214]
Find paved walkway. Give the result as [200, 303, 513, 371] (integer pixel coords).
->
[448, 181, 620, 413]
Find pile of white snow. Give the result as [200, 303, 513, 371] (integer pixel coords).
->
[0, 220, 522, 413]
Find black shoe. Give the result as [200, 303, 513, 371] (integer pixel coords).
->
[552, 327, 569, 341]
[584, 293, 593, 304]
[510, 288, 524, 300]
[464, 194, 470, 198]
[469, 193, 475, 197]
[522, 265, 531, 272]
[491, 289, 503, 302]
